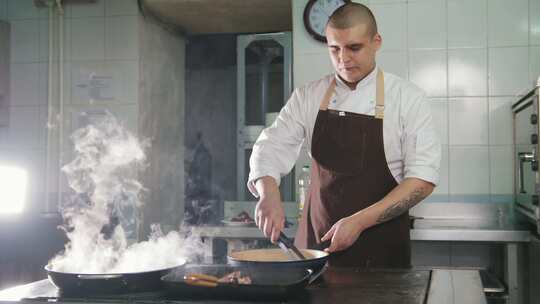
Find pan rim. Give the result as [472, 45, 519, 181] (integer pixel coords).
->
[228, 248, 328, 263]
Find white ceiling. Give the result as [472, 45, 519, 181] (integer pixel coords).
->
[142, 0, 292, 35]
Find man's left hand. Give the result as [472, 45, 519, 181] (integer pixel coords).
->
[321, 214, 365, 253]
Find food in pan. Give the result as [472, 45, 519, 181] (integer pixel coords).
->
[229, 211, 293, 227]
[229, 248, 326, 262]
[231, 211, 255, 223]
[184, 271, 253, 287]
[218, 271, 252, 285]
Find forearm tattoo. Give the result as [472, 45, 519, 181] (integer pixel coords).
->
[376, 187, 428, 224]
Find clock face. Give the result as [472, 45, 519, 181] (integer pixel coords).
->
[304, 0, 350, 42]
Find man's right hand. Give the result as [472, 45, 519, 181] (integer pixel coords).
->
[254, 176, 285, 244]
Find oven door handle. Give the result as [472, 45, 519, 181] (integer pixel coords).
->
[518, 150, 537, 193]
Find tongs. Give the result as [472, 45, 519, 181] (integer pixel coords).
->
[277, 232, 307, 260]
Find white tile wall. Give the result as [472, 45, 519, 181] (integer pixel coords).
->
[432, 145, 449, 196]
[449, 98, 488, 145]
[39, 62, 71, 108]
[488, 97, 513, 145]
[63, 18, 72, 62]
[447, 0, 487, 48]
[409, 49, 447, 97]
[429, 98, 448, 145]
[10, 63, 41, 106]
[105, 0, 138, 16]
[293, 0, 540, 200]
[10, 19, 39, 63]
[488, 47, 530, 96]
[0, 0, 7, 21]
[38, 62, 50, 106]
[370, 2, 406, 51]
[67, 0, 105, 18]
[294, 52, 333, 87]
[38, 18, 49, 62]
[487, 0, 528, 47]
[377, 50, 407, 79]
[111, 60, 139, 104]
[489, 145, 513, 194]
[532, 0, 540, 45]
[38, 105, 47, 148]
[8, 106, 41, 148]
[2, 0, 141, 211]
[105, 16, 139, 60]
[407, 0, 446, 49]
[531, 46, 540, 84]
[7, 0, 43, 20]
[70, 17, 105, 61]
[448, 48, 487, 97]
[2, 0, 538, 205]
[449, 146, 490, 194]
[114, 104, 138, 133]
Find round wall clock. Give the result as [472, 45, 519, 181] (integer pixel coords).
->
[303, 0, 351, 43]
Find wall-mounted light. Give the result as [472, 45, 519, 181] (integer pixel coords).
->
[0, 165, 27, 214]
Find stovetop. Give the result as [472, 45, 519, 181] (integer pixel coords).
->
[0, 268, 434, 304]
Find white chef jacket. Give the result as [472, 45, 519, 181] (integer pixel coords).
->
[248, 67, 441, 197]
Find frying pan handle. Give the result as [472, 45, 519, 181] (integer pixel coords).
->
[308, 263, 328, 284]
[77, 274, 123, 280]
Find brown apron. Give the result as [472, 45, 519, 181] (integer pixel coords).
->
[294, 69, 411, 268]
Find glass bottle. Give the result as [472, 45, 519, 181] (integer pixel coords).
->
[297, 165, 310, 218]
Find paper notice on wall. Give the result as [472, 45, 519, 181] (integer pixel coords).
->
[74, 71, 117, 102]
[73, 108, 109, 131]
[88, 74, 115, 101]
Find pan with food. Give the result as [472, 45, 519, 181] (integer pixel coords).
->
[161, 264, 312, 300]
[228, 248, 329, 284]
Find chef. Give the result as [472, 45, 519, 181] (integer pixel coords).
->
[248, 3, 441, 268]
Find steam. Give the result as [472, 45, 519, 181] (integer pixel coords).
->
[49, 112, 205, 274]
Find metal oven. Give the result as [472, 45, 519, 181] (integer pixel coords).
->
[513, 80, 540, 234]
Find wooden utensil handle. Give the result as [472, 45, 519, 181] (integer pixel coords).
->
[184, 273, 219, 287]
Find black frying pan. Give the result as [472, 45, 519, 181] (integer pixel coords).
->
[45, 259, 186, 295]
[161, 264, 312, 301]
[228, 248, 329, 283]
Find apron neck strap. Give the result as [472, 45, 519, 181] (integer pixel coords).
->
[319, 79, 337, 110]
[375, 69, 385, 119]
[319, 69, 385, 120]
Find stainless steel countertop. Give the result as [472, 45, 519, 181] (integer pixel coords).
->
[189, 217, 533, 243]
[410, 218, 532, 242]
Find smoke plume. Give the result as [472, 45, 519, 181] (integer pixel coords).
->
[49, 112, 205, 273]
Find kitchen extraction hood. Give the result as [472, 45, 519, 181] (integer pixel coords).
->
[141, 0, 292, 35]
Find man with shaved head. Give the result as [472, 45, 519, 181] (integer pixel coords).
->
[249, 3, 440, 268]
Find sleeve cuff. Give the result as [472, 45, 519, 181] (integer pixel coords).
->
[247, 172, 281, 198]
[404, 167, 439, 186]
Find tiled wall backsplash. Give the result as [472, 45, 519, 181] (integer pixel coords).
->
[0, 0, 139, 211]
[293, 0, 540, 203]
[1, 0, 539, 209]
